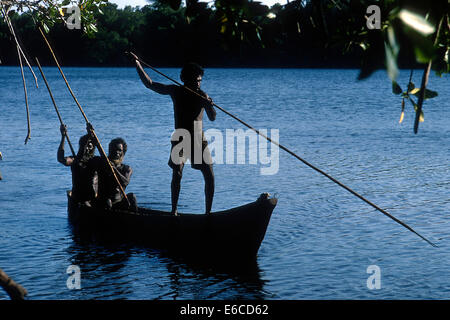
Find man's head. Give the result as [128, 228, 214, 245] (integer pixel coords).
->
[78, 134, 95, 161]
[108, 137, 127, 164]
[180, 62, 204, 90]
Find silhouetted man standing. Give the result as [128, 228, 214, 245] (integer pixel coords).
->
[131, 53, 216, 215]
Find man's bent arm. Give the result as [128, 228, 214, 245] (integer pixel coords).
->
[113, 166, 132, 188]
[57, 125, 73, 166]
[135, 60, 172, 95]
[204, 95, 216, 121]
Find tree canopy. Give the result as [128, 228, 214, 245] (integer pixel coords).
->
[1, 0, 449, 133]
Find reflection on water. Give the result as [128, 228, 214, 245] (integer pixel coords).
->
[1, 67, 449, 299]
[66, 232, 268, 300]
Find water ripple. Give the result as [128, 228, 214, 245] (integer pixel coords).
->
[1, 68, 449, 299]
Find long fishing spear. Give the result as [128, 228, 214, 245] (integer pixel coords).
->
[35, 57, 76, 157]
[0, 152, 3, 180]
[0, 6, 39, 87]
[129, 52, 436, 247]
[39, 27, 129, 205]
[1, 5, 38, 144]
[17, 45, 31, 144]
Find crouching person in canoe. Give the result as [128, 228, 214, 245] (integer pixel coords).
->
[58, 124, 97, 207]
[89, 134, 138, 212]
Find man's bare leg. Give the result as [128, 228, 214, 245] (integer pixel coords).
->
[171, 168, 183, 216]
[201, 165, 214, 214]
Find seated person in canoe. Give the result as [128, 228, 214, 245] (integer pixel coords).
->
[58, 124, 97, 207]
[89, 136, 137, 212]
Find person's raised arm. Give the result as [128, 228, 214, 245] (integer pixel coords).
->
[128, 52, 173, 95]
[57, 124, 74, 166]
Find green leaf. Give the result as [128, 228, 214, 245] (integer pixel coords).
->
[425, 89, 438, 99]
[398, 9, 435, 35]
[409, 87, 420, 95]
[402, 26, 436, 63]
[399, 100, 405, 123]
[414, 45, 435, 63]
[407, 82, 415, 92]
[419, 110, 424, 122]
[384, 41, 399, 81]
[384, 27, 400, 80]
[387, 26, 399, 56]
[89, 23, 98, 33]
[42, 22, 49, 33]
[392, 81, 402, 94]
[413, 88, 438, 99]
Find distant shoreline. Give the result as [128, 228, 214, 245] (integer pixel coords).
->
[0, 64, 423, 70]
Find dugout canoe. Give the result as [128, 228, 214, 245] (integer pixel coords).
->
[67, 192, 277, 261]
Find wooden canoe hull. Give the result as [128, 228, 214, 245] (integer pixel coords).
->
[68, 193, 277, 261]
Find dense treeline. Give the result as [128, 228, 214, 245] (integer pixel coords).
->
[1, 0, 448, 133]
[0, 1, 373, 67]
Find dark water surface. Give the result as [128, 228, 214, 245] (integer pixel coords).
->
[0, 67, 449, 299]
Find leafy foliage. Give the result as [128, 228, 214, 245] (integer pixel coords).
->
[392, 74, 438, 124]
[0, 0, 448, 133]
[1, 0, 107, 36]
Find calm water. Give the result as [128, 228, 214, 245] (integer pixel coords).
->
[0, 67, 449, 300]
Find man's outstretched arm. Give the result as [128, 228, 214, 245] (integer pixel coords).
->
[129, 52, 172, 95]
